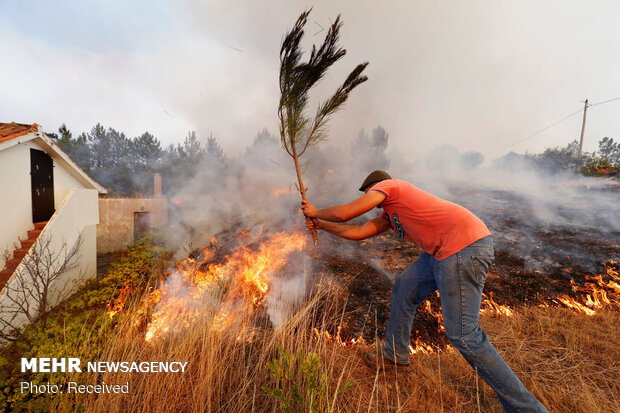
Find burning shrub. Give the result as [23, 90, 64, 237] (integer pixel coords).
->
[103, 232, 168, 316]
[582, 154, 618, 177]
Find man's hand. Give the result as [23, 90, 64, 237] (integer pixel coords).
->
[301, 200, 319, 218]
[305, 217, 320, 230]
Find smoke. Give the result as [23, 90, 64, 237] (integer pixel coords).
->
[162, 123, 394, 254]
[389, 145, 619, 270]
[154, 120, 617, 341]
[163, 131, 300, 256]
[165, 124, 618, 272]
[265, 251, 312, 328]
[153, 126, 391, 331]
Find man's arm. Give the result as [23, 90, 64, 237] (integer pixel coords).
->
[301, 190, 387, 222]
[306, 216, 390, 240]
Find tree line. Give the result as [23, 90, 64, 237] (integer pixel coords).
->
[46, 123, 618, 196]
[494, 137, 620, 176]
[46, 124, 394, 196]
[47, 124, 231, 196]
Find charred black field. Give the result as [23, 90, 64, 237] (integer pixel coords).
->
[198, 181, 619, 352]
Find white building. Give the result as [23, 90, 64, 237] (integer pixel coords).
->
[0, 122, 107, 333]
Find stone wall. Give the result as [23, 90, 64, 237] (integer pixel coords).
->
[97, 197, 168, 254]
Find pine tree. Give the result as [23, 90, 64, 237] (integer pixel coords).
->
[598, 137, 619, 166]
[206, 133, 225, 162]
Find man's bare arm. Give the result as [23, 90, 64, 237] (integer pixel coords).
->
[301, 190, 386, 222]
[308, 216, 390, 240]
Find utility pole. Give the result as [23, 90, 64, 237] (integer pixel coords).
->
[577, 99, 589, 159]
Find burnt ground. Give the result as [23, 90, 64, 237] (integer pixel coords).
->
[451, 185, 620, 271]
[301, 184, 619, 347]
[302, 224, 618, 348]
[193, 184, 618, 349]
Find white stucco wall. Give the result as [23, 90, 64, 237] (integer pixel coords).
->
[43, 190, 99, 305]
[0, 139, 92, 269]
[0, 143, 34, 270]
[46, 224, 97, 306]
[0, 189, 99, 331]
[0, 129, 104, 335]
[51, 151, 84, 210]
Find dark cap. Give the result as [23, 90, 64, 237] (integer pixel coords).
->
[359, 170, 392, 191]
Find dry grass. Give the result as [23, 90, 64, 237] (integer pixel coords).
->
[73, 281, 619, 413]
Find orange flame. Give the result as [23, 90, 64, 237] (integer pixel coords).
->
[312, 326, 365, 347]
[409, 337, 435, 355]
[480, 292, 514, 317]
[107, 282, 132, 318]
[554, 260, 619, 315]
[417, 290, 513, 334]
[144, 231, 306, 342]
[420, 298, 445, 331]
[313, 328, 454, 357]
[554, 296, 596, 316]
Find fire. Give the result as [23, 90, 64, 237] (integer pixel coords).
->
[409, 337, 434, 355]
[604, 260, 619, 279]
[420, 298, 445, 331]
[407, 291, 512, 357]
[418, 291, 513, 330]
[481, 292, 514, 316]
[327, 169, 334, 173]
[272, 187, 291, 197]
[554, 296, 596, 316]
[173, 199, 182, 205]
[554, 260, 620, 315]
[144, 231, 307, 342]
[107, 282, 132, 317]
[312, 325, 453, 357]
[312, 327, 365, 347]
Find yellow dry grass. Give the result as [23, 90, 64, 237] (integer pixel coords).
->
[74, 282, 619, 413]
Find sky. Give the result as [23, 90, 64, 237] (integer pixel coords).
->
[1, 0, 619, 161]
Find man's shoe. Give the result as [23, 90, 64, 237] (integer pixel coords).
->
[362, 352, 409, 370]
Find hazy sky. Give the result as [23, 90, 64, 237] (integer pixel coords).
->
[1, 0, 619, 160]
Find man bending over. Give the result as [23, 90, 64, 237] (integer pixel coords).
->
[301, 170, 547, 413]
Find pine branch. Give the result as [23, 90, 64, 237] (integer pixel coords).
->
[278, 9, 368, 244]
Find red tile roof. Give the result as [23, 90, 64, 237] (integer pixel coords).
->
[0, 122, 39, 144]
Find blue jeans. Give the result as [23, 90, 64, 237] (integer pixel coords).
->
[383, 236, 547, 413]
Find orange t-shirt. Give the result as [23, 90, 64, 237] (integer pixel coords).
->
[371, 179, 491, 260]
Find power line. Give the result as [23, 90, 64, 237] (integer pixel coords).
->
[589, 96, 620, 107]
[496, 108, 584, 151]
[493, 95, 620, 153]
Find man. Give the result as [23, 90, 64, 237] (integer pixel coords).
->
[301, 170, 547, 413]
